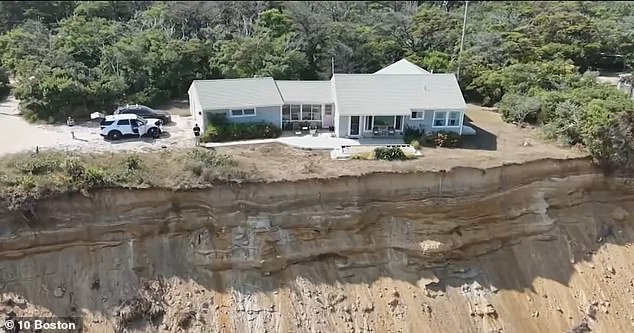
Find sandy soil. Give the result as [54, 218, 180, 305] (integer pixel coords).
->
[217, 105, 588, 181]
[0, 97, 196, 156]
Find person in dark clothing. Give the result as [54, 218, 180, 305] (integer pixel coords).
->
[193, 124, 201, 146]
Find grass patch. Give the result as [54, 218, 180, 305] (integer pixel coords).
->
[0, 148, 258, 210]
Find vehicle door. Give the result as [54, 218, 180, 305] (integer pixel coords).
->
[130, 119, 140, 136]
[136, 118, 148, 135]
[116, 119, 132, 135]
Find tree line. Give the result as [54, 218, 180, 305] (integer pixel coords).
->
[1, 1, 634, 171]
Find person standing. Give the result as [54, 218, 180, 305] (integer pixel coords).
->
[66, 116, 76, 139]
[193, 123, 201, 146]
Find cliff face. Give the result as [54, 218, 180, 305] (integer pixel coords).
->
[0, 157, 633, 333]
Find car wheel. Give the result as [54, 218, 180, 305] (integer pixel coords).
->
[108, 130, 122, 140]
[148, 127, 160, 138]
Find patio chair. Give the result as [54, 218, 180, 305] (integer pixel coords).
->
[372, 127, 380, 136]
[387, 126, 396, 136]
[293, 122, 302, 136]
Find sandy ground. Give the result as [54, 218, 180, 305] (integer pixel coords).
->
[0, 97, 195, 156]
[217, 105, 589, 181]
[0, 97, 586, 178]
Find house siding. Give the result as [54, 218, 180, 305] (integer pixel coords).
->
[188, 87, 204, 127]
[203, 106, 282, 128]
[404, 109, 463, 134]
[338, 115, 349, 137]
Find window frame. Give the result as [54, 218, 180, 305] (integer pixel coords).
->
[447, 111, 461, 127]
[411, 111, 425, 120]
[432, 111, 448, 127]
[432, 110, 462, 128]
[230, 108, 257, 118]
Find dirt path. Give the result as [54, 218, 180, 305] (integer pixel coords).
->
[0, 97, 195, 156]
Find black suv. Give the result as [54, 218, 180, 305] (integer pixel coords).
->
[114, 104, 172, 124]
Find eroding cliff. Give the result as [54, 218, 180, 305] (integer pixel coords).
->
[0, 157, 633, 333]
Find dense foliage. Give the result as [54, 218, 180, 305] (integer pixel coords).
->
[201, 120, 282, 142]
[1, 1, 634, 170]
[0, 148, 247, 209]
[403, 127, 460, 148]
[373, 147, 407, 161]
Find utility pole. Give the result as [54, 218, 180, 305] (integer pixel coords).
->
[456, 1, 468, 81]
[331, 57, 335, 77]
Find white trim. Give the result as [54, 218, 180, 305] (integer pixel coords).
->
[348, 116, 361, 137]
[459, 109, 464, 135]
[279, 105, 283, 128]
[229, 108, 257, 118]
[432, 110, 462, 128]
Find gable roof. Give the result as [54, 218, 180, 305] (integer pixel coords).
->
[374, 59, 431, 75]
[275, 81, 333, 103]
[190, 77, 283, 110]
[333, 73, 465, 116]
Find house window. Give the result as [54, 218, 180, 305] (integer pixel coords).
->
[448, 111, 461, 126]
[290, 105, 300, 120]
[311, 104, 322, 121]
[301, 105, 311, 120]
[411, 111, 425, 120]
[395, 115, 403, 130]
[365, 116, 373, 131]
[374, 116, 394, 127]
[324, 104, 333, 116]
[282, 105, 290, 121]
[433, 111, 447, 127]
[230, 108, 256, 117]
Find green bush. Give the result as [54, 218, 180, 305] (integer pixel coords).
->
[403, 126, 425, 144]
[62, 157, 86, 181]
[82, 166, 110, 187]
[410, 140, 421, 150]
[426, 131, 461, 148]
[201, 122, 281, 142]
[0, 67, 10, 101]
[374, 147, 407, 161]
[124, 154, 143, 171]
[14, 154, 63, 175]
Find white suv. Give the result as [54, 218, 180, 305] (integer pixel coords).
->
[99, 114, 162, 140]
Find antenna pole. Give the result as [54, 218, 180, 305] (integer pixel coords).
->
[457, 1, 468, 81]
[331, 57, 335, 76]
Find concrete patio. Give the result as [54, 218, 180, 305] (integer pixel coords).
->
[204, 132, 406, 151]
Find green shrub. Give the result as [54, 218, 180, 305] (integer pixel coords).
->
[201, 122, 281, 142]
[124, 154, 143, 171]
[14, 154, 63, 175]
[410, 140, 421, 150]
[426, 131, 461, 148]
[498, 93, 542, 124]
[62, 157, 86, 181]
[403, 126, 424, 144]
[374, 147, 407, 161]
[82, 166, 110, 187]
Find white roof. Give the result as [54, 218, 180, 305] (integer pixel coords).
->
[275, 81, 333, 103]
[190, 77, 283, 110]
[104, 114, 142, 121]
[333, 74, 466, 116]
[374, 59, 430, 75]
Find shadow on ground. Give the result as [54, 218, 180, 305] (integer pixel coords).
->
[460, 115, 497, 151]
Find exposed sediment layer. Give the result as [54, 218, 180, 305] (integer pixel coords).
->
[0, 157, 633, 333]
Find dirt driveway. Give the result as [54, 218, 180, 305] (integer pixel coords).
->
[0, 97, 195, 156]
